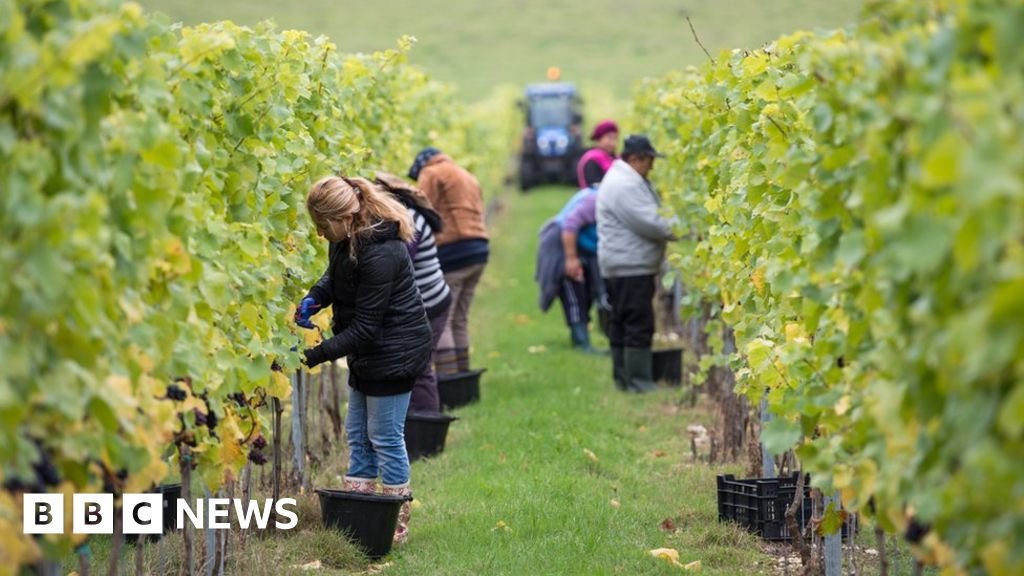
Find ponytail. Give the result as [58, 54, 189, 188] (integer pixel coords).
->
[307, 175, 414, 259]
[341, 176, 414, 256]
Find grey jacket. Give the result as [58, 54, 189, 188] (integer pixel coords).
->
[596, 159, 676, 278]
[534, 217, 564, 313]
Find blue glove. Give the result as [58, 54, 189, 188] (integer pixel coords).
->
[294, 297, 321, 329]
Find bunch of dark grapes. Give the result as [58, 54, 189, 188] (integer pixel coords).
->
[165, 383, 187, 401]
[228, 392, 248, 407]
[248, 435, 269, 465]
[2, 450, 61, 493]
[905, 518, 931, 544]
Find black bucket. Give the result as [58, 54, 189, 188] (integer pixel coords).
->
[437, 369, 485, 410]
[652, 349, 683, 386]
[316, 489, 411, 560]
[126, 483, 181, 544]
[405, 412, 458, 462]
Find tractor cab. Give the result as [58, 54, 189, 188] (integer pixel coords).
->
[517, 83, 584, 190]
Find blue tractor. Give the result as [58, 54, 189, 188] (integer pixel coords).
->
[517, 83, 584, 190]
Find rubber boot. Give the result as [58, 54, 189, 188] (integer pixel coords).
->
[342, 476, 377, 494]
[455, 348, 471, 373]
[570, 323, 606, 355]
[611, 347, 628, 392]
[623, 347, 657, 393]
[434, 348, 459, 377]
[381, 483, 412, 544]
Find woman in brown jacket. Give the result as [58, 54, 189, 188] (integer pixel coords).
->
[408, 148, 489, 375]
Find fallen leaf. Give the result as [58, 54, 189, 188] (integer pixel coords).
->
[514, 314, 531, 325]
[649, 548, 700, 570]
[660, 518, 677, 532]
[583, 448, 599, 462]
[367, 561, 392, 573]
[491, 520, 512, 533]
[527, 345, 547, 354]
[610, 499, 621, 509]
[652, 450, 668, 458]
[410, 498, 423, 510]
[292, 560, 321, 570]
[650, 548, 681, 566]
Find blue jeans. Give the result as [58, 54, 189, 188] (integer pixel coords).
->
[346, 389, 411, 486]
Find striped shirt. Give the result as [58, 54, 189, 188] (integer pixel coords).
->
[408, 207, 451, 317]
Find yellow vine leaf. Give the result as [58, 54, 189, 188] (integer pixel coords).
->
[0, 493, 40, 572]
[218, 411, 247, 472]
[751, 268, 766, 294]
[163, 236, 192, 276]
[311, 308, 332, 332]
[784, 322, 807, 343]
[303, 328, 323, 348]
[268, 370, 292, 398]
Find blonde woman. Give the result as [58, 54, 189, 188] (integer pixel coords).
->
[297, 176, 432, 544]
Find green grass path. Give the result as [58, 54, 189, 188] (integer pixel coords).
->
[384, 187, 765, 575]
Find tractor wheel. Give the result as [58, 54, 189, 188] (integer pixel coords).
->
[519, 160, 538, 192]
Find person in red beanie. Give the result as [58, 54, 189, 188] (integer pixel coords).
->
[576, 120, 619, 189]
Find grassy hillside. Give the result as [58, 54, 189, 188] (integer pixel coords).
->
[140, 0, 862, 100]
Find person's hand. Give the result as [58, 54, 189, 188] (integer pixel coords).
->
[564, 257, 584, 283]
[290, 343, 322, 368]
[294, 297, 321, 329]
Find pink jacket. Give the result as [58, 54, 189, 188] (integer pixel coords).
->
[576, 148, 615, 189]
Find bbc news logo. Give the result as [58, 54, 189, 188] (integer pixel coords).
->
[23, 494, 298, 535]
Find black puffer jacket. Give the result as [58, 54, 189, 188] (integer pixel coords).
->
[303, 222, 432, 396]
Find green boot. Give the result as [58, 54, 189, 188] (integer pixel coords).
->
[623, 347, 657, 393]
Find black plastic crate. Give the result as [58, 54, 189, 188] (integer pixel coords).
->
[652, 348, 683, 386]
[405, 412, 458, 462]
[437, 369, 485, 410]
[716, 473, 851, 541]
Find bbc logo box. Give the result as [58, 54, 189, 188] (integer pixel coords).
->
[22, 493, 298, 534]
[23, 493, 164, 535]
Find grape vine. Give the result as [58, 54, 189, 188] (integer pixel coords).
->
[635, 0, 1023, 572]
[0, 0, 516, 568]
